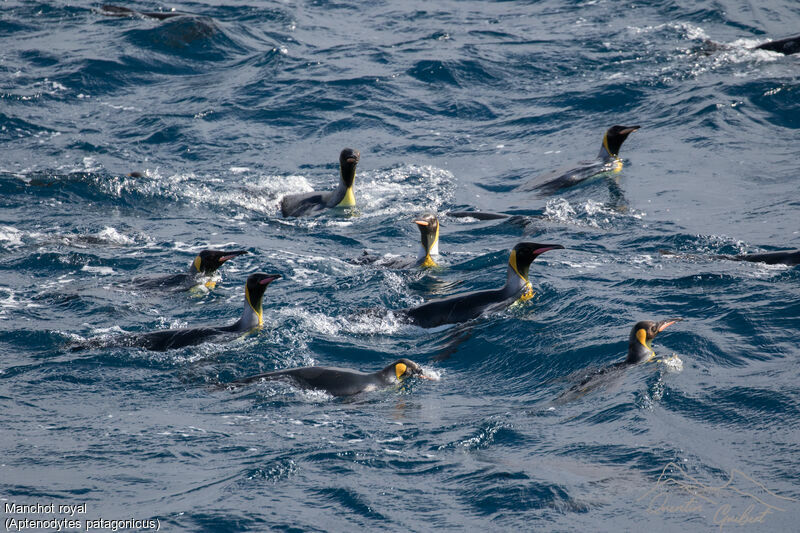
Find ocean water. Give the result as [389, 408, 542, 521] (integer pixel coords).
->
[1, 1, 799, 531]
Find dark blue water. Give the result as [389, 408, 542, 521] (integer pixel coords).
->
[2, 1, 799, 531]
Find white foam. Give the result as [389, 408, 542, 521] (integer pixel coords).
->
[562, 260, 601, 270]
[279, 307, 410, 337]
[0, 226, 24, 246]
[296, 388, 333, 402]
[544, 198, 644, 228]
[420, 366, 442, 381]
[95, 226, 135, 245]
[82, 156, 101, 172]
[659, 355, 684, 372]
[87, 324, 126, 335]
[81, 265, 114, 275]
[0, 288, 21, 317]
[626, 22, 709, 41]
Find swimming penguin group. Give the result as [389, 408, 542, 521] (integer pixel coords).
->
[79, 132, 798, 397]
[77, 10, 800, 399]
[74, 139, 698, 400]
[77, 134, 797, 398]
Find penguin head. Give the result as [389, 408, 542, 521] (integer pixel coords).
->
[339, 148, 360, 188]
[509, 242, 564, 281]
[414, 213, 440, 267]
[602, 125, 640, 157]
[626, 318, 681, 364]
[192, 249, 249, 275]
[244, 272, 281, 325]
[386, 358, 425, 382]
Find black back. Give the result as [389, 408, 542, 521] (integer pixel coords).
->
[756, 34, 800, 55]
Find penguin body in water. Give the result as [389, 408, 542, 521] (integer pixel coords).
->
[557, 318, 682, 402]
[354, 213, 441, 269]
[728, 250, 800, 265]
[99, 5, 184, 20]
[402, 242, 563, 328]
[755, 34, 800, 55]
[280, 149, 360, 217]
[134, 249, 248, 292]
[74, 273, 280, 351]
[232, 358, 431, 397]
[700, 34, 800, 56]
[516, 125, 640, 196]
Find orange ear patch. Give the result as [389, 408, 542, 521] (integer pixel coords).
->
[636, 328, 647, 346]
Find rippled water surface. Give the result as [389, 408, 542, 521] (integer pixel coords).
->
[2, 1, 799, 531]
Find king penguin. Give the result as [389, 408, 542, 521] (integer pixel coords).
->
[557, 318, 682, 402]
[516, 125, 640, 196]
[134, 249, 248, 292]
[75, 272, 280, 351]
[355, 213, 441, 269]
[402, 242, 563, 328]
[231, 358, 431, 397]
[624, 318, 682, 364]
[280, 148, 360, 217]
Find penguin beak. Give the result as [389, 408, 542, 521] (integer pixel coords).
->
[219, 250, 248, 263]
[346, 156, 358, 164]
[259, 274, 281, 286]
[656, 318, 682, 333]
[620, 126, 640, 135]
[416, 374, 434, 380]
[533, 244, 565, 256]
[414, 220, 429, 226]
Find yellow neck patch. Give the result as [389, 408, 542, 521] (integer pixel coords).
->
[636, 328, 654, 359]
[519, 282, 534, 301]
[204, 280, 217, 289]
[337, 186, 356, 207]
[245, 286, 263, 327]
[193, 255, 202, 272]
[421, 254, 438, 267]
[420, 224, 439, 267]
[509, 250, 528, 282]
[603, 132, 613, 157]
[509, 250, 534, 301]
[395, 363, 407, 380]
